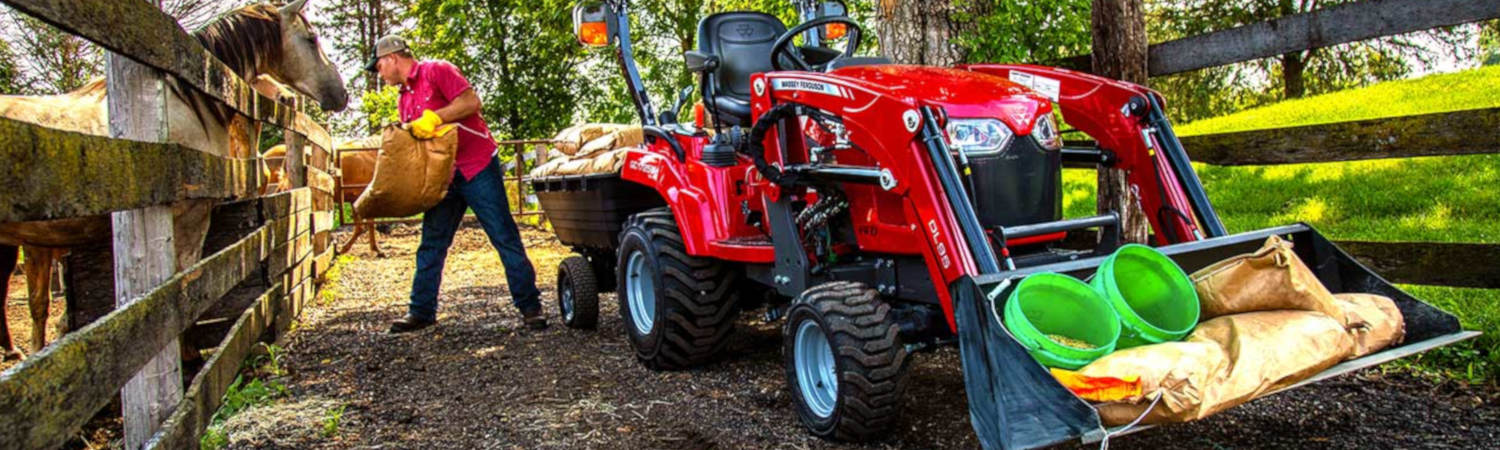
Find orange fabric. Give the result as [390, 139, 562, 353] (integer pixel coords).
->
[1050, 368, 1142, 403]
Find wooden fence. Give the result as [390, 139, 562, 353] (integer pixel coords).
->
[1070, 0, 1500, 289]
[0, 0, 339, 449]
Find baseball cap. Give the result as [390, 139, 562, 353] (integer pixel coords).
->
[365, 35, 409, 72]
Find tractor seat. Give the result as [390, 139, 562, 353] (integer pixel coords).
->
[696, 12, 787, 127]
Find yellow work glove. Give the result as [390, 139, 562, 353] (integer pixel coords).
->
[410, 109, 453, 139]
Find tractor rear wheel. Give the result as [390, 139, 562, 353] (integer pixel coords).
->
[783, 281, 911, 442]
[557, 255, 599, 329]
[616, 208, 740, 370]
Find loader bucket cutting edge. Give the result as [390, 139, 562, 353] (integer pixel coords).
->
[957, 223, 1475, 450]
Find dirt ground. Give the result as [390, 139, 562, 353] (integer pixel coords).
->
[7, 225, 1499, 449]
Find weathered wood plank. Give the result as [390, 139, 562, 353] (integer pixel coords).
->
[1148, 0, 1500, 76]
[144, 282, 284, 450]
[313, 246, 335, 283]
[309, 166, 337, 195]
[1050, 0, 1500, 76]
[261, 188, 312, 221]
[107, 50, 182, 450]
[0, 225, 269, 449]
[0, 0, 331, 140]
[1337, 240, 1500, 289]
[1182, 108, 1500, 165]
[313, 211, 336, 235]
[0, 117, 258, 222]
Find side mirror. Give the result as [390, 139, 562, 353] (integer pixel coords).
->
[821, 0, 849, 40]
[683, 51, 719, 73]
[573, 3, 611, 47]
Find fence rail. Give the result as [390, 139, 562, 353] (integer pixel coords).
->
[1179, 107, 1500, 166]
[1055, 0, 1500, 77]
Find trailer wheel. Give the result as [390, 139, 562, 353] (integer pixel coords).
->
[557, 256, 599, 329]
[784, 281, 910, 442]
[616, 208, 740, 370]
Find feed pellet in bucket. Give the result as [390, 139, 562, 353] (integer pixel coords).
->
[1047, 334, 1093, 349]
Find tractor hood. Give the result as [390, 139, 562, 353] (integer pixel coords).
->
[831, 65, 1053, 135]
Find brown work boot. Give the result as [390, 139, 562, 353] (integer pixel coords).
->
[388, 314, 436, 334]
[522, 308, 548, 330]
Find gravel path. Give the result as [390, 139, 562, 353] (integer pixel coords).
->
[215, 225, 1500, 449]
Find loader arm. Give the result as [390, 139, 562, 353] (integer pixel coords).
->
[964, 64, 1227, 244]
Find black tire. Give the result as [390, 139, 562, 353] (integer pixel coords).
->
[616, 208, 740, 370]
[783, 281, 911, 442]
[557, 255, 600, 329]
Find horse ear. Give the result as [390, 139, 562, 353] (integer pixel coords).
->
[280, 0, 309, 16]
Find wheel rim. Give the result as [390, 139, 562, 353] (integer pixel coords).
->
[559, 273, 575, 322]
[625, 250, 656, 335]
[794, 319, 838, 419]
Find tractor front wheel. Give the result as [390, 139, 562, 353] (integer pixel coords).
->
[616, 208, 740, 370]
[783, 281, 911, 442]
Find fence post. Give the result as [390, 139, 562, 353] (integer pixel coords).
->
[285, 98, 308, 189]
[1091, 0, 1151, 244]
[106, 46, 183, 450]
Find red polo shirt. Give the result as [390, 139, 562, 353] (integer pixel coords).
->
[398, 60, 497, 180]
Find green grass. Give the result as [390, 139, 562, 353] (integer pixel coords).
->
[1064, 66, 1500, 383]
[1175, 65, 1500, 136]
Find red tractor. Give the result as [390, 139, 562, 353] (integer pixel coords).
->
[533, 1, 1473, 447]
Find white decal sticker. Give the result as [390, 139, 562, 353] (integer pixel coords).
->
[1009, 71, 1061, 102]
[927, 220, 951, 270]
[753, 78, 766, 96]
[629, 159, 660, 181]
[902, 110, 920, 132]
[772, 78, 844, 97]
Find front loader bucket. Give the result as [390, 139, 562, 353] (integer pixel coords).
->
[955, 223, 1477, 449]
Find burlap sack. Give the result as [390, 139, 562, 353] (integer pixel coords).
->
[576, 126, 644, 158]
[529, 159, 566, 178]
[1088, 311, 1355, 426]
[589, 148, 629, 173]
[554, 123, 629, 156]
[1191, 236, 1344, 320]
[1334, 293, 1406, 358]
[1081, 341, 1229, 424]
[353, 124, 457, 219]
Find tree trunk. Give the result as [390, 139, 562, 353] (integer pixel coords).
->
[1282, 51, 1307, 98]
[1092, 0, 1151, 244]
[876, 0, 989, 66]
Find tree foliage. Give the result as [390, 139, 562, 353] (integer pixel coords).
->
[406, 0, 588, 140]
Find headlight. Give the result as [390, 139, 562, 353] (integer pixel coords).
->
[1033, 114, 1062, 150]
[945, 118, 1013, 155]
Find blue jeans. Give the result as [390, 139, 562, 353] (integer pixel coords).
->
[409, 157, 541, 321]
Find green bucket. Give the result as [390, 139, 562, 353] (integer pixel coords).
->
[1090, 244, 1199, 348]
[1002, 273, 1121, 370]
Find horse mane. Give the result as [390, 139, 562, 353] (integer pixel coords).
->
[176, 2, 297, 128]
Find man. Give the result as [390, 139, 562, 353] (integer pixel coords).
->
[367, 35, 545, 332]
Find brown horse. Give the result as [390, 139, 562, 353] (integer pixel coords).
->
[0, 0, 348, 360]
[261, 135, 386, 257]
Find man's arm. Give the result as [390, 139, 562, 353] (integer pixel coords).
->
[433, 88, 481, 123]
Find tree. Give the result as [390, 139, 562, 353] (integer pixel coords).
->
[1092, 0, 1151, 244]
[320, 0, 403, 101]
[0, 22, 24, 94]
[958, 0, 1092, 65]
[875, 0, 991, 65]
[407, 0, 589, 140]
[1482, 20, 1500, 66]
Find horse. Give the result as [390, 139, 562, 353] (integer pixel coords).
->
[0, 0, 348, 360]
[261, 135, 386, 257]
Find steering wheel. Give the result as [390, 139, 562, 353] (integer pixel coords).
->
[771, 16, 865, 72]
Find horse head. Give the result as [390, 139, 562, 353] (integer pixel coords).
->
[270, 0, 348, 112]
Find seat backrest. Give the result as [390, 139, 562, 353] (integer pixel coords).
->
[697, 12, 786, 125]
